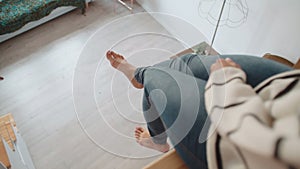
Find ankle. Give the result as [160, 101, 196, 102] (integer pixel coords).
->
[118, 62, 134, 72]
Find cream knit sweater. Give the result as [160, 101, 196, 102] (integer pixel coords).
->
[205, 68, 300, 169]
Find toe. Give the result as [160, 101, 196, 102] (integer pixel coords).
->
[135, 134, 140, 139]
[136, 126, 144, 132]
[135, 129, 141, 134]
[135, 129, 142, 135]
[116, 53, 124, 60]
[111, 51, 125, 60]
[106, 51, 113, 60]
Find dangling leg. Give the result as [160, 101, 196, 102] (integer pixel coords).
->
[134, 89, 170, 153]
[135, 66, 209, 168]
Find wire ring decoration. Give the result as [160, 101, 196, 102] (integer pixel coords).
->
[198, 0, 249, 28]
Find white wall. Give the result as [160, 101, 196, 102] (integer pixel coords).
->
[136, 0, 300, 63]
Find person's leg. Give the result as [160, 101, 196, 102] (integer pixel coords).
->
[133, 90, 170, 153]
[135, 66, 209, 169]
[107, 50, 292, 89]
[156, 54, 293, 87]
[153, 53, 209, 80]
[196, 55, 293, 87]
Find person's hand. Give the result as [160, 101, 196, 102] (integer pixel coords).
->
[210, 58, 241, 73]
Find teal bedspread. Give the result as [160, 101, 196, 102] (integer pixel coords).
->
[0, 0, 85, 35]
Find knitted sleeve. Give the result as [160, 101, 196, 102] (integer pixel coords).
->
[205, 67, 300, 168]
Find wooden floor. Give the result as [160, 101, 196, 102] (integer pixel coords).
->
[0, 0, 186, 169]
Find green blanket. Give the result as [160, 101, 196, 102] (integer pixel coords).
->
[0, 0, 85, 35]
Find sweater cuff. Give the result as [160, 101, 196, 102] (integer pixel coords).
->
[205, 67, 247, 90]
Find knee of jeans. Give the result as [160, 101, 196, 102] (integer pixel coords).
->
[144, 68, 180, 93]
[144, 68, 181, 101]
[144, 68, 170, 86]
[179, 53, 197, 62]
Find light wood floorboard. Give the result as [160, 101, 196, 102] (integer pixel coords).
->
[0, 0, 186, 168]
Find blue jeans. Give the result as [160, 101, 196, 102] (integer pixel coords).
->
[134, 54, 292, 169]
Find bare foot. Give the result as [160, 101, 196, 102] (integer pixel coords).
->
[106, 51, 144, 89]
[135, 127, 170, 153]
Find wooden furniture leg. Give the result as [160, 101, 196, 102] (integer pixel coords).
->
[293, 58, 300, 69]
[143, 149, 188, 169]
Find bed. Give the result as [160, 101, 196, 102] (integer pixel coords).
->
[0, 0, 90, 43]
